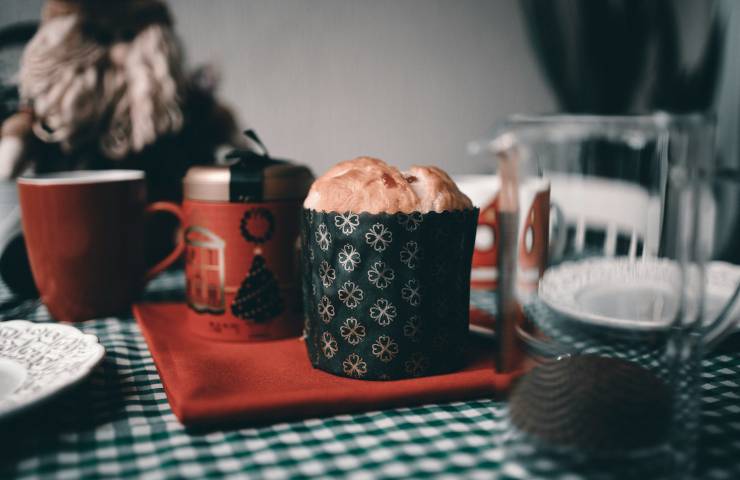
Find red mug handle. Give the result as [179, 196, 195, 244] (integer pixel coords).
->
[144, 201, 185, 280]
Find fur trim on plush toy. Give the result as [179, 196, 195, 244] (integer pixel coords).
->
[20, 0, 184, 159]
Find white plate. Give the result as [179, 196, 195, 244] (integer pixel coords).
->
[705, 261, 740, 327]
[540, 258, 740, 331]
[0, 320, 105, 419]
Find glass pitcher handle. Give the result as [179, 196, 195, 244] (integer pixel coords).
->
[703, 281, 740, 350]
[699, 183, 740, 351]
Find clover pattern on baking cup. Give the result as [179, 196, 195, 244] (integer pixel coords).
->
[302, 208, 479, 380]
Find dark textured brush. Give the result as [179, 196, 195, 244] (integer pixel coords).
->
[509, 355, 672, 452]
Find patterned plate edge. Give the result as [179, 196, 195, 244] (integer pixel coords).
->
[0, 320, 106, 419]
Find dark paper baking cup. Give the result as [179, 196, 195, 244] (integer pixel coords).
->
[301, 207, 479, 380]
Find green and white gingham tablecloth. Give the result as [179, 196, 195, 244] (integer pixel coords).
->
[2, 272, 740, 479]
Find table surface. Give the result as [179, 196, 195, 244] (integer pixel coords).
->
[2, 271, 740, 479]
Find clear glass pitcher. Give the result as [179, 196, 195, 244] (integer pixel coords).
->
[474, 114, 740, 478]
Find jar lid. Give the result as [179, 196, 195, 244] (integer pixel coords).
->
[184, 162, 314, 202]
[184, 130, 314, 202]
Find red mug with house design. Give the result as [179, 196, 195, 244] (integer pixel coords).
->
[183, 139, 313, 342]
[455, 175, 566, 293]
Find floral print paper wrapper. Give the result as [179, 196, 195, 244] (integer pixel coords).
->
[301, 207, 479, 380]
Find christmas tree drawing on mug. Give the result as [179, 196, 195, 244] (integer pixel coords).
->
[231, 208, 285, 323]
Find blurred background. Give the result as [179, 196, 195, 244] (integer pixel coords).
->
[2, 0, 555, 173]
[2, 0, 738, 172]
[0, 0, 738, 262]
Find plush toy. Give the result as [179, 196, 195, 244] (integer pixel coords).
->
[0, 0, 245, 297]
[0, 0, 241, 201]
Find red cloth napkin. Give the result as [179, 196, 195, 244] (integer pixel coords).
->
[134, 303, 517, 427]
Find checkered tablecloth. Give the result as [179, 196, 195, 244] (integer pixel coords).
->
[2, 271, 740, 479]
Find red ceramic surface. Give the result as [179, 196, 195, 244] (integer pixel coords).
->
[471, 186, 550, 291]
[18, 172, 182, 322]
[183, 199, 303, 341]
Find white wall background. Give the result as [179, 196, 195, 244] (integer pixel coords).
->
[0, 0, 554, 175]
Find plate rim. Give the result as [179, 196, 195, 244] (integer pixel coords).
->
[539, 258, 740, 332]
[0, 320, 105, 420]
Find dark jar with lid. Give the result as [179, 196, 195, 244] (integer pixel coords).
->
[183, 157, 313, 342]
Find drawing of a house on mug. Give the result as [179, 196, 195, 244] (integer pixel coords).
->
[185, 226, 226, 314]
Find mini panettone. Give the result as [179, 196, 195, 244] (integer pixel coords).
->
[302, 157, 478, 380]
[303, 157, 473, 214]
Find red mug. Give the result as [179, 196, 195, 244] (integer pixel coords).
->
[18, 170, 184, 322]
[455, 175, 566, 292]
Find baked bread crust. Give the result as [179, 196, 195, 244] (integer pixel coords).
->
[304, 157, 472, 213]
